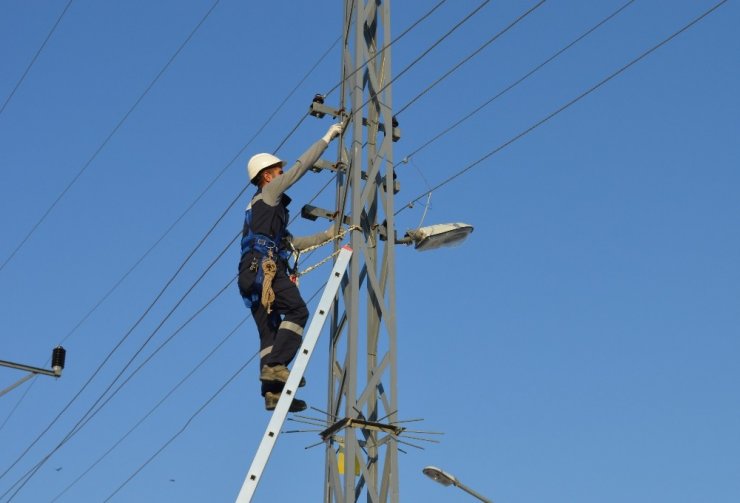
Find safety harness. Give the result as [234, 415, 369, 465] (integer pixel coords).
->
[240, 203, 296, 313]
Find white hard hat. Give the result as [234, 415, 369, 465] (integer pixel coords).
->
[247, 153, 285, 184]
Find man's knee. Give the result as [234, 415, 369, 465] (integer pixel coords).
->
[280, 302, 308, 332]
[292, 303, 309, 327]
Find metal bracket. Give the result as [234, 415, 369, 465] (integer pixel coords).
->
[361, 117, 402, 142]
[308, 97, 401, 142]
[301, 205, 350, 225]
[308, 161, 400, 194]
[320, 417, 405, 442]
[309, 101, 344, 119]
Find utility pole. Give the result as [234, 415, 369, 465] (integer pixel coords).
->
[306, 1, 401, 501]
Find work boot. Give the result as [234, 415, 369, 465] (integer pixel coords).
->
[264, 391, 307, 412]
[260, 364, 290, 383]
[260, 364, 306, 387]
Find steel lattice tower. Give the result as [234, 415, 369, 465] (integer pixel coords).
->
[314, 1, 400, 501]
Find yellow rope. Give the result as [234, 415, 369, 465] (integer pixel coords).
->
[261, 254, 277, 313]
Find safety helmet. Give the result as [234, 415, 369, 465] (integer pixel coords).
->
[247, 153, 286, 184]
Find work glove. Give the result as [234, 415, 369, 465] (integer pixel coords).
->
[322, 122, 344, 143]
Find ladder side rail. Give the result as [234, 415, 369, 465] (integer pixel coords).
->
[235, 246, 353, 503]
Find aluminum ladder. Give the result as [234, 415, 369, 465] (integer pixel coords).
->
[235, 245, 352, 502]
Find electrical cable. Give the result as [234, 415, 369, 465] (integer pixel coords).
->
[0, 0, 221, 277]
[68, 248, 240, 441]
[322, 0, 449, 98]
[49, 316, 249, 501]
[57, 278, 327, 500]
[37, 1, 727, 498]
[2, 73, 342, 496]
[101, 352, 255, 503]
[0, 15, 341, 439]
[395, 0, 548, 116]
[0, 1, 445, 496]
[355, 0, 491, 114]
[2, 0, 608, 496]
[396, 0, 729, 216]
[394, 0, 636, 166]
[99, 282, 328, 501]
[0, 188, 243, 498]
[297, 1, 488, 245]
[0, 0, 73, 117]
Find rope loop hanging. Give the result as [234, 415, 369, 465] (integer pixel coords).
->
[261, 253, 278, 313]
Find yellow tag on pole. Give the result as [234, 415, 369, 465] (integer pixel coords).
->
[337, 450, 361, 476]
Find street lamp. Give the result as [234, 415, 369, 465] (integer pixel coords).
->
[423, 465, 492, 502]
[399, 223, 474, 251]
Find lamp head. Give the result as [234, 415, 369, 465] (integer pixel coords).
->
[423, 465, 457, 487]
[404, 223, 473, 251]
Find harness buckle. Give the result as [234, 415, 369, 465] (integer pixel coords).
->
[255, 238, 276, 250]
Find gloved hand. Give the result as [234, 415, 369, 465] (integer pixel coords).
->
[322, 122, 344, 143]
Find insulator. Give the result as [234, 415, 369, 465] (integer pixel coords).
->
[52, 346, 66, 370]
[392, 116, 399, 128]
[310, 94, 326, 118]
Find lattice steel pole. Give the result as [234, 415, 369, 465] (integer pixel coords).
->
[316, 1, 400, 501]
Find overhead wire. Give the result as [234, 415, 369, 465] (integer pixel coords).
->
[2, 44, 352, 492]
[297, 0, 546, 220]
[50, 315, 250, 501]
[0, 15, 341, 437]
[394, 0, 636, 165]
[100, 353, 254, 503]
[294, 0, 494, 226]
[0, 0, 73, 117]
[394, 0, 547, 116]
[322, 0, 494, 230]
[97, 282, 329, 501]
[0, 2, 560, 496]
[396, 0, 729, 216]
[62, 280, 328, 501]
[0, 0, 221, 277]
[0, 0, 527, 438]
[322, 0, 449, 98]
[355, 0, 491, 113]
[0, 193, 241, 500]
[43, 0, 730, 498]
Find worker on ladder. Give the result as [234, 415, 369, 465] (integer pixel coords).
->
[238, 122, 344, 412]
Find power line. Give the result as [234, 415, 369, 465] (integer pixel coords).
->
[395, 0, 547, 116]
[0, 1, 73, 117]
[281, 0, 496, 211]
[397, 0, 729, 215]
[66, 247, 240, 442]
[0, 16, 340, 439]
[322, 0, 449, 99]
[0, 197, 240, 500]
[58, 0, 731, 499]
[101, 355, 252, 503]
[357, 0, 491, 113]
[394, 0, 636, 163]
[49, 315, 249, 501]
[99, 282, 328, 501]
[52, 274, 328, 500]
[0, 0, 221, 277]
[2, 45, 351, 492]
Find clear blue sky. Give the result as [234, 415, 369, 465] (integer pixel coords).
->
[1, 1, 738, 502]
